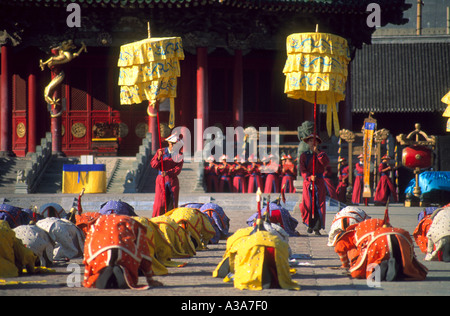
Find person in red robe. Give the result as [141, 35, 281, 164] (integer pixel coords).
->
[263, 154, 280, 194]
[327, 206, 370, 267]
[333, 211, 428, 281]
[414, 206, 450, 262]
[352, 154, 364, 205]
[336, 157, 349, 203]
[83, 214, 163, 289]
[299, 134, 329, 235]
[247, 154, 262, 193]
[349, 214, 428, 281]
[374, 155, 398, 205]
[231, 156, 248, 193]
[413, 208, 436, 255]
[204, 156, 219, 192]
[217, 155, 232, 192]
[323, 165, 338, 200]
[151, 134, 184, 217]
[281, 154, 297, 193]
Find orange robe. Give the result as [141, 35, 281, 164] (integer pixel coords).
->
[75, 212, 101, 236]
[413, 214, 433, 254]
[83, 214, 155, 289]
[349, 219, 428, 281]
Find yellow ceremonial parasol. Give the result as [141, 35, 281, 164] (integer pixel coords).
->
[283, 28, 350, 137]
[441, 90, 450, 132]
[117, 23, 184, 129]
[283, 27, 350, 222]
[117, 24, 184, 212]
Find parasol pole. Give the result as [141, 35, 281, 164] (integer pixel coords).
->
[311, 24, 319, 221]
[311, 90, 317, 220]
[147, 20, 167, 214]
[156, 100, 168, 213]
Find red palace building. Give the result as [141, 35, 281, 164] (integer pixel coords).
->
[0, 0, 410, 158]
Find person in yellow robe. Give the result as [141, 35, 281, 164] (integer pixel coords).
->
[214, 222, 300, 291]
[167, 207, 216, 250]
[150, 215, 196, 258]
[0, 220, 37, 278]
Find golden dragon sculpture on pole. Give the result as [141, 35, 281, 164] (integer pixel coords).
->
[40, 40, 87, 118]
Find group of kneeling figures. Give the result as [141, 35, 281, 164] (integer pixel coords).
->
[0, 194, 449, 291]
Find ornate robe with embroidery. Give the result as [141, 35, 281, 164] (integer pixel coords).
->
[83, 215, 155, 289]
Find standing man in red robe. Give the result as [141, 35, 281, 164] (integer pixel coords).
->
[281, 154, 297, 193]
[323, 165, 338, 200]
[231, 156, 248, 193]
[374, 155, 398, 205]
[247, 154, 262, 193]
[352, 154, 364, 205]
[204, 156, 219, 192]
[151, 134, 184, 217]
[336, 157, 349, 203]
[217, 155, 232, 192]
[263, 154, 280, 194]
[299, 134, 330, 235]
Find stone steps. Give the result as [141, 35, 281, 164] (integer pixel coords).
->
[0, 156, 205, 195]
[34, 157, 79, 193]
[0, 157, 29, 194]
[106, 158, 135, 193]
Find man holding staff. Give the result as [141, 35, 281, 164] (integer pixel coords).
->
[151, 134, 184, 217]
[299, 134, 330, 235]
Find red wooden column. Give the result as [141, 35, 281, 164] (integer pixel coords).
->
[196, 47, 208, 154]
[233, 49, 244, 128]
[27, 63, 37, 154]
[0, 45, 13, 157]
[148, 102, 158, 154]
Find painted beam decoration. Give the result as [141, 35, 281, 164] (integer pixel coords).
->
[118, 36, 184, 128]
[283, 32, 350, 136]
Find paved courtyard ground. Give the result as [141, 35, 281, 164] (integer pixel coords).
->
[1, 193, 449, 300]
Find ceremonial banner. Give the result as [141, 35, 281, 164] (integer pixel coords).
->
[283, 32, 350, 136]
[62, 164, 106, 194]
[362, 121, 375, 198]
[118, 36, 184, 128]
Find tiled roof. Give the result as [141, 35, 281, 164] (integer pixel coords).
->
[7, 0, 405, 13]
[351, 42, 450, 113]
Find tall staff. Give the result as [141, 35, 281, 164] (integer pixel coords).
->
[312, 91, 317, 220]
[283, 26, 350, 234]
[155, 101, 167, 213]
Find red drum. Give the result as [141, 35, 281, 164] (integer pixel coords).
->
[402, 145, 433, 169]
